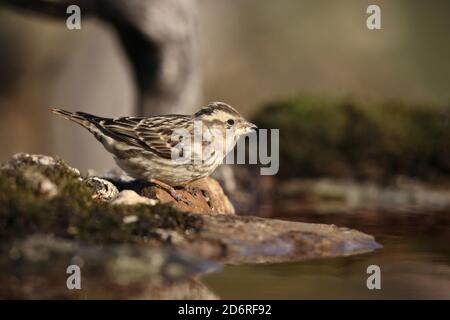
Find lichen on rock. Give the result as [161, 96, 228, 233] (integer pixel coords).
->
[0, 153, 204, 245]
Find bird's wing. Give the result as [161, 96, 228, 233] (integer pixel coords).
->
[101, 115, 194, 160]
[136, 116, 194, 159]
[96, 117, 143, 145]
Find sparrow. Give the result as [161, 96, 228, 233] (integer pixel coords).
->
[50, 102, 257, 202]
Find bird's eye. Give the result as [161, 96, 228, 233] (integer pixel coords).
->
[227, 119, 235, 126]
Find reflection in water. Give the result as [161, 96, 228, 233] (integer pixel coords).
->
[137, 279, 219, 300]
[0, 235, 219, 299]
[202, 212, 450, 299]
[1, 211, 447, 299]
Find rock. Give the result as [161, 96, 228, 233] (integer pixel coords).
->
[2, 153, 81, 177]
[252, 98, 450, 184]
[112, 190, 158, 206]
[1, 153, 380, 265]
[0, 153, 84, 201]
[122, 215, 139, 224]
[22, 170, 59, 199]
[140, 177, 235, 215]
[85, 176, 119, 201]
[0, 153, 383, 298]
[86, 166, 235, 215]
[277, 178, 450, 214]
[174, 214, 381, 264]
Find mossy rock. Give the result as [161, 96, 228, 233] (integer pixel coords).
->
[0, 154, 203, 245]
[253, 96, 450, 184]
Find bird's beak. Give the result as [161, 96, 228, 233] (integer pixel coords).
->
[248, 121, 258, 130]
[244, 121, 258, 134]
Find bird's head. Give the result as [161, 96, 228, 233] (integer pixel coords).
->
[194, 102, 257, 137]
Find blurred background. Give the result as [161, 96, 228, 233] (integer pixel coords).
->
[0, 0, 449, 299]
[0, 0, 448, 172]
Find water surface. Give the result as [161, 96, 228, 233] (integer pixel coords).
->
[202, 212, 450, 299]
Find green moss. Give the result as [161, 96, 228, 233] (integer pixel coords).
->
[0, 159, 203, 244]
[253, 96, 450, 183]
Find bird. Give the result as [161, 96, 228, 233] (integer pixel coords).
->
[50, 102, 257, 202]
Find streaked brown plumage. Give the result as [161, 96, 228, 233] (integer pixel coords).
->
[50, 102, 256, 201]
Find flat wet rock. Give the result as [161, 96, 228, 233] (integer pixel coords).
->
[188, 215, 380, 264]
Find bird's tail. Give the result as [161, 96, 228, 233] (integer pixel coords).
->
[50, 108, 113, 146]
[50, 108, 94, 129]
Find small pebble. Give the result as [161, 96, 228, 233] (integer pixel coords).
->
[123, 215, 139, 224]
[112, 190, 158, 206]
